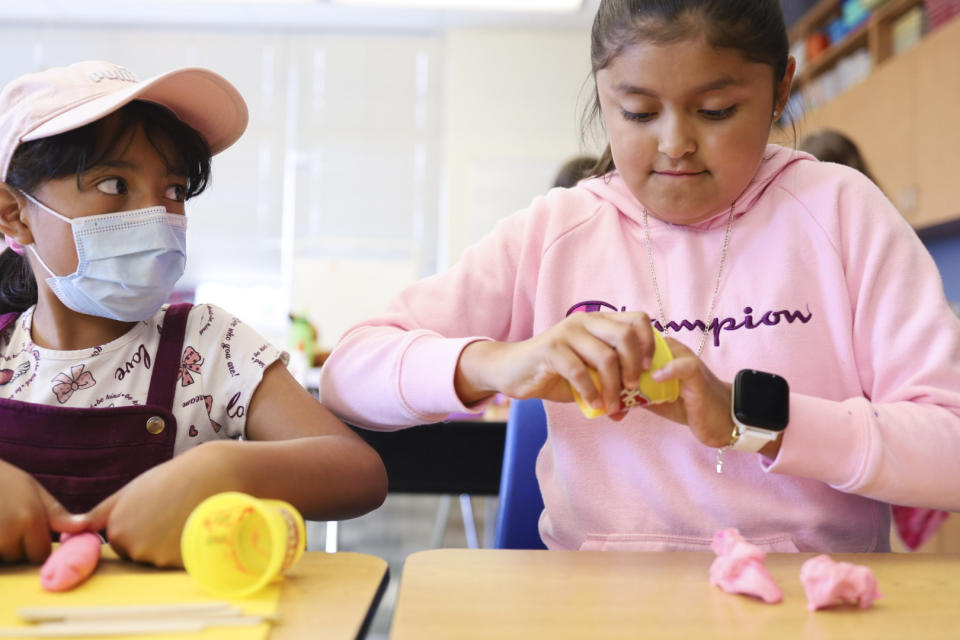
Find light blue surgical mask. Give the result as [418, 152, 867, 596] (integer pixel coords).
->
[23, 193, 187, 322]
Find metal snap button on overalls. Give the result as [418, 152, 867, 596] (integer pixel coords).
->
[145, 416, 166, 435]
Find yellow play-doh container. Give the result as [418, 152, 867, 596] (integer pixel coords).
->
[571, 327, 679, 418]
[181, 492, 306, 598]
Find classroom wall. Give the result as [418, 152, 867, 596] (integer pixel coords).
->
[292, 26, 597, 348]
[438, 27, 598, 268]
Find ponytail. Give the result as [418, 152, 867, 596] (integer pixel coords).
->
[0, 247, 37, 314]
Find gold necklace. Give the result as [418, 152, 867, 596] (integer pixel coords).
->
[640, 204, 736, 473]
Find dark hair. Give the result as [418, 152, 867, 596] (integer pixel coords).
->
[0, 100, 212, 314]
[581, 0, 791, 178]
[553, 155, 600, 188]
[799, 129, 877, 184]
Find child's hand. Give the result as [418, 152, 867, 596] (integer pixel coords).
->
[0, 460, 86, 563]
[80, 443, 240, 567]
[647, 338, 742, 449]
[456, 311, 656, 416]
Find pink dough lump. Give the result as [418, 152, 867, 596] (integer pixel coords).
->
[709, 528, 783, 604]
[799, 554, 882, 611]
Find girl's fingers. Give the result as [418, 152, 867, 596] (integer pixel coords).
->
[40, 486, 87, 535]
[536, 311, 657, 413]
[569, 312, 657, 413]
[551, 344, 602, 409]
[566, 331, 625, 413]
[651, 338, 701, 383]
[74, 491, 121, 534]
[650, 357, 701, 383]
[581, 313, 655, 389]
[662, 336, 695, 358]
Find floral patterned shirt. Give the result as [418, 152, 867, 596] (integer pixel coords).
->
[0, 304, 285, 454]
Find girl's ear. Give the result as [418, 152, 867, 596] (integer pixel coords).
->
[0, 183, 34, 246]
[774, 56, 797, 119]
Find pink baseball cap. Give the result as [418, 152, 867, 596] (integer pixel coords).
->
[0, 60, 248, 182]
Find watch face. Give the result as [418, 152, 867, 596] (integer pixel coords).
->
[734, 370, 789, 431]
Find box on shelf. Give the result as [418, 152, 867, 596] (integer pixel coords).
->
[892, 5, 926, 54]
[925, 0, 960, 30]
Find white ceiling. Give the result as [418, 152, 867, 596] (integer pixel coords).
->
[0, 0, 601, 31]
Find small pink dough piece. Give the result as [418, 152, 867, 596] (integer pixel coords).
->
[800, 554, 882, 611]
[40, 532, 102, 592]
[709, 528, 783, 604]
[711, 527, 751, 556]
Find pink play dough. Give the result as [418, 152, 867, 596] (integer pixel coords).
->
[709, 528, 783, 604]
[40, 532, 102, 592]
[799, 554, 882, 611]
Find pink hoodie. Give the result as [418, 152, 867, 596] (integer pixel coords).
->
[321, 144, 960, 552]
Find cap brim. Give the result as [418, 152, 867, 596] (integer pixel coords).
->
[24, 67, 248, 155]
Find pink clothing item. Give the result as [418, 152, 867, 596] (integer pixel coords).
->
[892, 506, 951, 550]
[0, 61, 247, 181]
[800, 554, 882, 611]
[320, 144, 960, 552]
[3, 234, 24, 255]
[40, 532, 101, 592]
[709, 528, 782, 604]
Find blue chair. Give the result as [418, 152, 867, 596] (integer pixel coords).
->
[493, 398, 549, 549]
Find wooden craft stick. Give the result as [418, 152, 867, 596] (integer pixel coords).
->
[0, 615, 268, 637]
[16, 601, 237, 623]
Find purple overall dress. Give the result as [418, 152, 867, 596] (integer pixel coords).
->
[0, 303, 191, 514]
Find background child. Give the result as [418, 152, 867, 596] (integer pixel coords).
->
[799, 129, 877, 184]
[321, 0, 960, 552]
[0, 61, 386, 566]
[551, 155, 600, 189]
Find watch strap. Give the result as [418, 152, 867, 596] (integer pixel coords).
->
[729, 423, 779, 452]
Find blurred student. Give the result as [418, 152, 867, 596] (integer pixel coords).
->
[799, 129, 876, 183]
[552, 156, 600, 189]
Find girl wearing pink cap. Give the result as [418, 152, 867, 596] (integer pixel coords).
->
[0, 61, 386, 567]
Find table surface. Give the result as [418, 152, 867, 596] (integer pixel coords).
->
[1, 550, 388, 640]
[390, 549, 960, 639]
[270, 551, 388, 640]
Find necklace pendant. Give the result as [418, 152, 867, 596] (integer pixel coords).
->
[716, 447, 726, 474]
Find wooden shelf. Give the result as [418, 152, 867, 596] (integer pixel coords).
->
[783, 16, 960, 230]
[791, 0, 925, 91]
[795, 24, 869, 88]
[788, 0, 845, 43]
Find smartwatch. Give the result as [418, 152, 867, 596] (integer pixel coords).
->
[730, 369, 789, 452]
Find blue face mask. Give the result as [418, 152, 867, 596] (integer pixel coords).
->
[23, 193, 187, 322]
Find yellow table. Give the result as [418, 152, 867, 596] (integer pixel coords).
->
[1, 550, 388, 640]
[390, 549, 960, 639]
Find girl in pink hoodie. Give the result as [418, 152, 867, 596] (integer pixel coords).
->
[321, 0, 960, 552]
